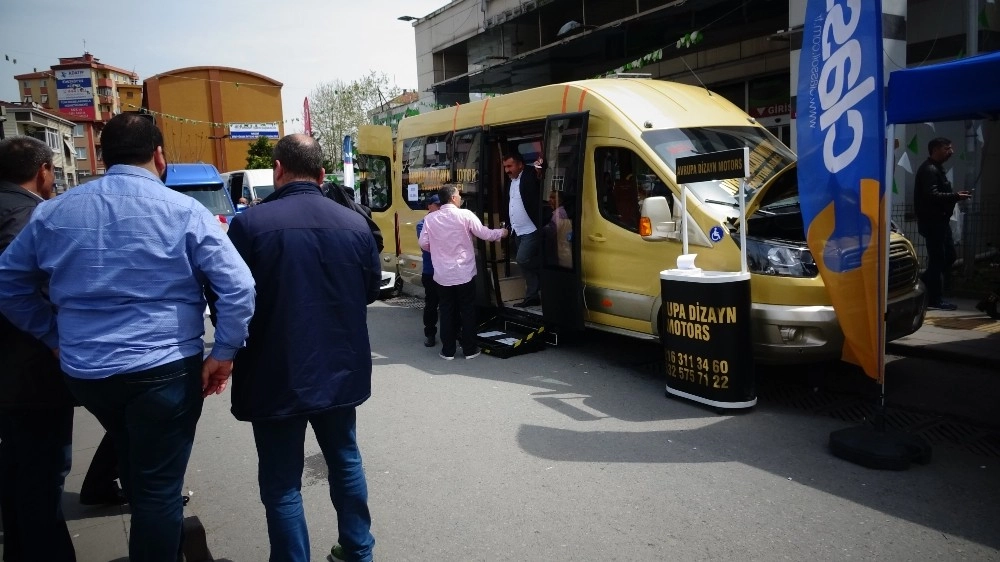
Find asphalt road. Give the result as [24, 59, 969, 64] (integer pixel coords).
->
[15, 299, 1000, 561]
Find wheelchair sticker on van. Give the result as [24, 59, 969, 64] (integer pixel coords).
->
[709, 225, 725, 243]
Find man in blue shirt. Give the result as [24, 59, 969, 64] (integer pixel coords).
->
[0, 114, 256, 562]
[416, 194, 441, 347]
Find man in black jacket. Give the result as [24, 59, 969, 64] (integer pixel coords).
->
[228, 134, 380, 562]
[0, 136, 77, 561]
[324, 180, 384, 253]
[914, 137, 972, 310]
[503, 152, 543, 307]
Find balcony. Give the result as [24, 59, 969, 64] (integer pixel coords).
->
[99, 111, 113, 122]
[97, 78, 114, 88]
[98, 95, 114, 105]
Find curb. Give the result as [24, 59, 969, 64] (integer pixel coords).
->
[886, 341, 997, 370]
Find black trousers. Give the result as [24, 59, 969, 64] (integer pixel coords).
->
[80, 432, 119, 502]
[919, 221, 956, 304]
[438, 278, 477, 357]
[0, 407, 76, 562]
[422, 273, 440, 338]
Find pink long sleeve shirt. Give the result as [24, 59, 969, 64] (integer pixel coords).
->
[418, 203, 505, 287]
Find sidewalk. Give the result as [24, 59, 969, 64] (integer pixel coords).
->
[887, 296, 1000, 367]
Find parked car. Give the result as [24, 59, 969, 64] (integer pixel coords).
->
[163, 163, 236, 231]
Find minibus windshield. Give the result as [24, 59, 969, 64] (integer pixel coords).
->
[642, 126, 795, 208]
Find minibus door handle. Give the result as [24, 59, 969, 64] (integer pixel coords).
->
[588, 233, 607, 242]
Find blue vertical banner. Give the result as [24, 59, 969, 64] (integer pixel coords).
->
[796, 0, 886, 381]
[343, 135, 356, 199]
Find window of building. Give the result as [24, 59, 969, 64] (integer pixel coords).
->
[76, 147, 88, 160]
[22, 81, 28, 88]
[73, 124, 85, 137]
[78, 170, 91, 179]
[45, 129, 60, 150]
[22, 95, 32, 103]
[40, 94, 48, 104]
[127, 91, 134, 98]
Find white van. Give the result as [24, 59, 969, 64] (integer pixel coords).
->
[222, 169, 276, 208]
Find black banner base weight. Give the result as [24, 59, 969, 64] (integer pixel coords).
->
[829, 426, 932, 470]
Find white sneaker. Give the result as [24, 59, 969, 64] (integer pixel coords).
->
[439, 352, 455, 360]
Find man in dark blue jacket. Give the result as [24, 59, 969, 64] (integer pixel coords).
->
[227, 133, 380, 562]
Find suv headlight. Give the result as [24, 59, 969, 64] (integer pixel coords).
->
[745, 238, 818, 278]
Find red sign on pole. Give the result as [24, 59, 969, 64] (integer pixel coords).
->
[303, 97, 312, 137]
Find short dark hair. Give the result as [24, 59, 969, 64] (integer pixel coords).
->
[503, 152, 524, 164]
[928, 137, 952, 154]
[438, 184, 459, 203]
[272, 134, 323, 179]
[0, 136, 53, 184]
[101, 113, 164, 167]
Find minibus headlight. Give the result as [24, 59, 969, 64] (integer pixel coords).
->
[745, 238, 818, 278]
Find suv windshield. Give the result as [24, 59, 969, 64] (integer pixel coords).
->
[176, 185, 236, 216]
[641, 126, 795, 208]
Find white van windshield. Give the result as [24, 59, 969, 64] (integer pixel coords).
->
[255, 185, 275, 200]
[641, 126, 795, 208]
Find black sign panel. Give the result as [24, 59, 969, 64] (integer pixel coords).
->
[661, 272, 755, 408]
[675, 148, 749, 184]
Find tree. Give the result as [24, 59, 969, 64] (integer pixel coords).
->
[246, 136, 274, 169]
[308, 71, 401, 166]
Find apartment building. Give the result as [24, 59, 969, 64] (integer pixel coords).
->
[0, 101, 78, 193]
[14, 52, 141, 179]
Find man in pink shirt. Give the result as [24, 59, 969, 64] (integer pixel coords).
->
[418, 185, 509, 359]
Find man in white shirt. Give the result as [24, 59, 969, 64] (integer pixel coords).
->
[503, 153, 543, 307]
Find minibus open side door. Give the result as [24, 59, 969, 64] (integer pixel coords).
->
[539, 112, 588, 331]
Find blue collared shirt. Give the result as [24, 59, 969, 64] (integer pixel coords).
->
[0, 165, 256, 379]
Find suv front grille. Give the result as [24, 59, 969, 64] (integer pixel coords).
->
[888, 240, 919, 293]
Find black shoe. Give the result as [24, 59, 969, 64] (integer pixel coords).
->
[424, 335, 436, 347]
[80, 485, 128, 506]
[927, 301, 958, 311]
[514, 297, 541, 308]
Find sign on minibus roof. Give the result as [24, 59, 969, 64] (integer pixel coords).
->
[675, 147, 749, 184]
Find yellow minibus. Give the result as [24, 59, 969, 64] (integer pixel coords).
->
[363, 78, 926, 363]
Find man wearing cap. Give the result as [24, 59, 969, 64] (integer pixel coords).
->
[419, 185, 509, 359]
[416, 194, 442, 347]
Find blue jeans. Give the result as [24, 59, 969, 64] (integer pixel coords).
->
[251, 408, 374, 562]
[64, 355, 204, 562]
[0, 407, 76, 562]
[515, 230, 541, 300]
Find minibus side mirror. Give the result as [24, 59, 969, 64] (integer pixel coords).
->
[640, 196, 678, 241]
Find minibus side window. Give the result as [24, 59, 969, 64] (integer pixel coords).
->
[594, 147, 667, 233]
[401, 134, 452, 210]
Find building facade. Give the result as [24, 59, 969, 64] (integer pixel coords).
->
[142, 67, 283, 172]
[0, 101, 79, 193]
[411, 0, 1000, 281]
[13, 52, 141, 179]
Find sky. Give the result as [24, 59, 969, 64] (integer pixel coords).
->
[0, 0, 453, 133]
